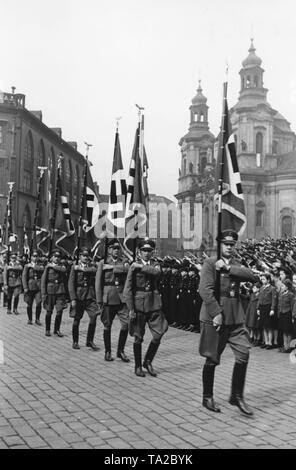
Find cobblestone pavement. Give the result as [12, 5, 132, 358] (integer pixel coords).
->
[0, 299, 296, 450]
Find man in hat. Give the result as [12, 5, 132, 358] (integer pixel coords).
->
[198, 229, 259, 415]
[95, 238, 130, 362]
[123, 238, 168, 377]
[41, 249, 68, 337]
[22, 249, 44, 325]
[68, 247, 100, 350]
[3, 252, 23, 315]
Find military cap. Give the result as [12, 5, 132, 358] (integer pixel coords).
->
[50, 249, 62, 257]
[217, 229, 238, 244]
[79, 246, 90, 255]
[138, 238, 156, 251]
[108, 238, 121, 248]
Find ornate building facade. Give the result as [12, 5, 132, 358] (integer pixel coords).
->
[0, 88, 86, 250]
[176, 40, 296, 253]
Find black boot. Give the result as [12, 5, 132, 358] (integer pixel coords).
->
[86, 322, 99, 350]
[54, 313, 64, 337]
[117, 329, 130, 362]
[143, 341, 159, 377]
[35, 305, 42, 325]
[202, 363, 221, 412]
[27, 305, 33, 324]
[103, 329, 113, 360]
[134, 343, 145, 377]
[45, 313, 51, 336]
[229, 362, 253, 416]
[13, 297, 19, 315]
[72, 321, 80, 349]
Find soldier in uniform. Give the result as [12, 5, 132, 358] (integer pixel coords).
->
[3, 252, 23, 315]
[68, 247, 100, 350]
[199, 230, 259, 415]
[41, 249, 68, 337]
[22, 249, 44, 325]
[95, 238, 130, 362]
[123, 238, 168, 377]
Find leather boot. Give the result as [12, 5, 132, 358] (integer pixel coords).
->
[72, 321, 79, 349]
[143, 341, 159, 377]
[134, 343, 145, 377]
[86, 323, 99, 350]
[27, 305, 33, 323]
[117, 329, 130, 362]
[54, 313, 64, 337]
[103, 329, 113, 359]
[35, 305, 42, 325]
[45, 313, 51, 336]
[229, 362, 254, 416]
[202, 363, 221, 412]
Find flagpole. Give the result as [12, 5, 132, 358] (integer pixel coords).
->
[30, 166, 47, 260]
[134, 106, 143, 261]
[7, 182, 15, 262]
[77, 157, 88, 264]
[49, 154, 63, 259]
[216, 80, 228, 302]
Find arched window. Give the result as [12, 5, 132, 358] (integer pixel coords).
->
[194, 113, 198, 122]
[254, 75, 259, 87]
[200, 113, 204, 122]
[73, 165, 79, 210]
[282, 216, 292, 237]
[246, 75, 251, 87]
[204, 207, 209, 232]
[36, 140, 46, 197]
[65, 159, 72, 205]
[200, 156, 207, 174]
[48, 148, 56, 211]
[23, 205, 31, 246]
[256, 132, 263, 154]
[23, 132, 34, 193]
[256, 210, 263, 227]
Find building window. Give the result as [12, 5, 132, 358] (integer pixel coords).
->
[0, 159, 6, 194]
[48, 148, 55, 209]
[23, 132, 34, 193]
[246, 75, 251, 87]
[194, 113, 198, 122]
[0, 126, 3, 148]
[183, 158, 187, 175]
[282, 215, 292, 237]
[254, 75, 259, 87]
[200, 113, 204, 122]
[190, 201, 194, 231]
[256, 210, 263, 227]
[272, 140, 278, 154]
[256, 132, 263, 154]
[65, 160, 72, 206]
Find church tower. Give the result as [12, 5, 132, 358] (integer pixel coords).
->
[175, 81, 215, 252]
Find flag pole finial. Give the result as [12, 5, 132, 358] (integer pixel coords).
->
[84, 141, 93, 159]
[135, 104, 145, 122]
[115, 116, 122, 131]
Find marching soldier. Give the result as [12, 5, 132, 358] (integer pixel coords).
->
[68, 247, 100, 350]
[22, 249, 44, 325]
[3, 252, 23, 315]
[41, 249, 68, 337]
[123, 238, 168, 377]
[199, 229, 259, 415]
[95, 238, 130, 362]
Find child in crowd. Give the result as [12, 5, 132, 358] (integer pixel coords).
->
[257, 273, 277, 349]
[245, 281, 261, 346]
[278, 279, 295, 353]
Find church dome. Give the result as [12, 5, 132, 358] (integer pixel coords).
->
[192, 80, 207, 105]
[242, 39, 262, 68]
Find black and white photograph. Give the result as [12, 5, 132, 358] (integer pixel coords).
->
[1, 0, 296, 454]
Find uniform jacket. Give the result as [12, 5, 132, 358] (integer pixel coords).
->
[22, 263, 44, 291]
[95, 256, 129, 305]
[41, 263, 67, 296]
[123, 259, 162, 313]
[3, 262, 23, 288]
[68, 262, 97, 301]
[258, 284, 277, 309]
[277, 290, 295, 314]
[199, 256, 258, 325]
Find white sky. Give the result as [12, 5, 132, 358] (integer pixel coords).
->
[1, 0, 296, 201]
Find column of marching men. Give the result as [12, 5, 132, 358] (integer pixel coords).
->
[1, 235, 296, 377]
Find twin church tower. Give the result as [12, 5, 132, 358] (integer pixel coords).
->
[176, 40, 296, 252]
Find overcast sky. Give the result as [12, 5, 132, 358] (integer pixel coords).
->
[1, 0, 296, 201]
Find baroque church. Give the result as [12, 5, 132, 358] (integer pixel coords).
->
[176, 40, 296, 253]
